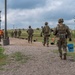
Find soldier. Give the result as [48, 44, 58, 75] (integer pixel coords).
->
[18, 29, 22, 38]
[11, 31, 14, 37]
[42, 22, 51, 47]
[14, 29, 17, 38]
[27, 26, 34, 43]
[53, 18, 72, 60]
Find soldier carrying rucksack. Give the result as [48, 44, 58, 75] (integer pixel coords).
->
[42, 22, 51, 47]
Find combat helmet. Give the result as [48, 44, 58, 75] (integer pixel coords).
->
[58, 18, 64, 23]
[29, 26, 31, 28]
[45, 22, 48, 25]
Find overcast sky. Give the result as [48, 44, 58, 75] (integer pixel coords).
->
[0, 0, 75, 29]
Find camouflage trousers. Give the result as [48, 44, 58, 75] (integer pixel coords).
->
[43, 34, 49, 46]
[28, 35, 33, 43]
[0, 36, 1, 42]
[57, 39, 67, 57]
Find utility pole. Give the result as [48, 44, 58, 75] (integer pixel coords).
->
[3, 0, 10, 45]
[0, 11, 1, 30]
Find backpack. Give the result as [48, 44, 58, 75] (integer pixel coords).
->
[44, 25, 50, 33]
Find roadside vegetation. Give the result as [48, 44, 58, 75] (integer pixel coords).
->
[0, 46, 31, 70]
[0, 46, 8, 70]
[11, 52, 30, 63]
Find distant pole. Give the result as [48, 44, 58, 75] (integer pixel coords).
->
[3, 0, 10, 45]
[13, 25, 14, 30]
[0, 11, 1, 30]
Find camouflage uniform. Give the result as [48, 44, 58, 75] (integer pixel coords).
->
[42, 22, 51, 47]
[14, 29, 17, 38]
[27, 26, 34, 43]
[18, 29, 22, 38]
[54, 18, 71, 60]
[11, 31, 14, 37]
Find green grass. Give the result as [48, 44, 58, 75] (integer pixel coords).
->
[67, 52, 75, 59]
[11, 52, 30, 63]
[0, 47, 8, 67]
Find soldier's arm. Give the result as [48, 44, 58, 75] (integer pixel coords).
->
[42, 27, 44, 33]
[33, 30, 34, 33]
[66, 26, 72, 41]
[53, 27, 58, 36]
[49, 27, 51, 33]
[66, 26, 71, 38]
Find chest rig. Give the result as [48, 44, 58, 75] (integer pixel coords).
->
[57, 24, 67, 39]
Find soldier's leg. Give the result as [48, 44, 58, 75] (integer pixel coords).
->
[57, 40, 62, 59]
[62, 41, 67, 60]
[43, 36, 46, 46]
[28, 35, 30, 43]
[47, 36, 49, 47]
[31, 35, 33, 43]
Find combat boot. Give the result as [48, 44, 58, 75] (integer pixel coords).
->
[47, 44, 49, 47]
[43, 43, 45, 46]
[59, 53, 62, 59]
[63, 53, 67, 60]
[60, 55, 62, 59]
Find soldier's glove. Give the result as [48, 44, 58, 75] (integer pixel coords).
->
[69, 38, 72, 41]
[40, 34, 42, 37]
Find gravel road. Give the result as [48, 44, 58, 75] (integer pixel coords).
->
[0, 38, 75, 75]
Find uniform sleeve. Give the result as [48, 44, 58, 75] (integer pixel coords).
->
[49, 26, 51, 33]
[32, 29, 34, 33]
[53, 27, 58, 36]
[66, 26, 71, 38]
[42, 27, 44, 33]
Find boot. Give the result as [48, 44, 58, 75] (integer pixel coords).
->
[59, 52, 62, 59]
[43, 43, 45, 46]
[60, 53, 62, 59]
[64, 53, 67, 60]
[47, 44, 49, 47]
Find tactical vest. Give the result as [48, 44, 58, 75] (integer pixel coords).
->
[56, 24, 67, 39]
[27, 28, 33, 35]
[44, 25, 50, 33]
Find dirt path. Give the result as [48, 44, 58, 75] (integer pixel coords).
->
[0, 38, 75, 75]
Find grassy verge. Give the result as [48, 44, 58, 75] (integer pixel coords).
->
[0, 46, 8, 70]
[11, 52, 30, 63]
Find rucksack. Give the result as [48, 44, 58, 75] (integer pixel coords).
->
[44, 25, 50, 33]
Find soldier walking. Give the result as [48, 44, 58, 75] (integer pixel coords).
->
[27, 26, 34, 43]
[14, 29, 17, 38]
[18, 29, 22, 38]
[11, 31, 14, 37]
[53, 18, 72, 60]
[42, 22, 51, 47]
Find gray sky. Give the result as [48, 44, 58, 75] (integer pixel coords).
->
[0, 0, 75, 29]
